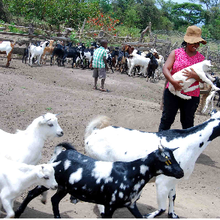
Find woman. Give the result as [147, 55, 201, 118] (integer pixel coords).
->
[158, 25, 207, 131]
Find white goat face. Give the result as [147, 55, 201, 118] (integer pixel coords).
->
[38, 164, 58, 189]
[39, 113, 64, 138]
[203, 60, 212, 71]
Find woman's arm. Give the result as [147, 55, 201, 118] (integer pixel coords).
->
[163, 50, 183, 91]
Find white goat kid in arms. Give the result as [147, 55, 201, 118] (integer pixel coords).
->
[168, 60, 220, 99]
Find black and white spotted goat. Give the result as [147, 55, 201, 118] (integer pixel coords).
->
[15, 142, 183, 218]
[82, 110, 220, 218]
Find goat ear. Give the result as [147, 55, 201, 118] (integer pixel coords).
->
[171, 147, 179, 152]
[37, 166, 45, 179]
[51, 161, 60, 167]
[39, 116, 51, 125]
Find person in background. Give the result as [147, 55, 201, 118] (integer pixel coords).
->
[89, 39, 108, 92]
[158, 25, 207, 131]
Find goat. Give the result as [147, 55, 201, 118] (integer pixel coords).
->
[78, 45, 94, 69]
[41, 40, 55, 64]
[0, 158, 58, 218]
[127, 53, 150, 77]
[62, 45, 81, 68]
[50, 42, 65, 66]
[168, 60, 220, 99]
[81, 110, 220, 218]
[150, 49, 165, 80]
[202, 76, 220, 113]
[15, 142, 183, 218]
[0, 41, 16, 67]
[22, 42, 41, 64]
[0, 113, 63, 165]
[145, 52, 158, 82]
[29, 41, 49, 66]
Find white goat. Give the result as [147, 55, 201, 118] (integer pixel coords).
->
[169, 60, 219, 99]
[201, 90, 216, 113]
[0, 113, 63, 165]
[0, 158, 58, 218]
[84, 111, 220, 218]
[29, 41, 49, 66]
[0, 41, 16, 67]
[127, 53, 150, 77]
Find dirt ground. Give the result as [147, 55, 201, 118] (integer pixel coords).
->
[0, 57, 220, 218]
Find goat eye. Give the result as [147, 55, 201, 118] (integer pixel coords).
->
[44, 176, 49, 180]
[48, 123, 54, 127]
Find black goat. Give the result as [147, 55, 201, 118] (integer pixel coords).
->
[50, 43, 65, 66]
[146, 52, 158, 82]
[15, 142, 183, 218]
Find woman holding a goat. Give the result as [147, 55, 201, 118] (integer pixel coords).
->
[159, 25, 207, 131]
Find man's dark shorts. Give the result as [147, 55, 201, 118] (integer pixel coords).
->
[93, 68, 106, 79]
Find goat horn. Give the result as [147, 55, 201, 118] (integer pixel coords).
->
[158, 140, 165, 152]
[55, 113, 61, 116]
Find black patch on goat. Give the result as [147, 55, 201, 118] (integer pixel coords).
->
[157, 119, 214, 142]
[199, 142, 204, 148]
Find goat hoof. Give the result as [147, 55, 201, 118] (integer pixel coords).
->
[168, 212, 179, 218]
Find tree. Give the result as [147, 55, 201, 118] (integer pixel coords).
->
[171, 3, 205, 29]
[0, 0, 10, 22]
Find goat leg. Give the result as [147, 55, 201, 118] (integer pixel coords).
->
[15, 186, 48, 218]
[51, 187, 67, 218]
[101, 205, 116, 218]
[127, 202, 143, 218]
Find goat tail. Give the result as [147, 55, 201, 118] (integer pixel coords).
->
[49, 142, 75, 163]
[85, 115, 110, 139]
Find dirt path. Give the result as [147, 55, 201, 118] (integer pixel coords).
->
[0, 58, 219, 218]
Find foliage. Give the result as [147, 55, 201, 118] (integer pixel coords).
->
[1, 0, 220, 40]
[86, 11, 119, 37]
[171, 3, 205, 29]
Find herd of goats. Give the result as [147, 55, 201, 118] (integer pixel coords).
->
[1, 39, 220, 113]
[0, 39, 165, 82]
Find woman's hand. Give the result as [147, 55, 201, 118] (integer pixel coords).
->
[172, 80, 183, 91]
[182, 68, 203, 82]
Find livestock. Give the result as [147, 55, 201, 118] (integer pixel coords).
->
[168, 60, 220, 99]
[29, 41, 49, 66]
[106, 50, 114, 73]
[83, 111, 220, 218]
[127, 53, 150, 77]
[15, 142, 183, 218]
[0, 41, 16, 67]
[78, 45, 94, 69]
[41, 40, 55, 64]
[145, 52, 158, 82]
[0, 113, 63, 165]
[151, 49, 165, 80]
[0, 158, 58, 218]
[22, 42, 41, 64]
[50, 43, 65, 66]
[115, 50, 129, 73]
[22, 47, 29, 64]
[62, 45, 81, 68]
[202, 76, 220, 113]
